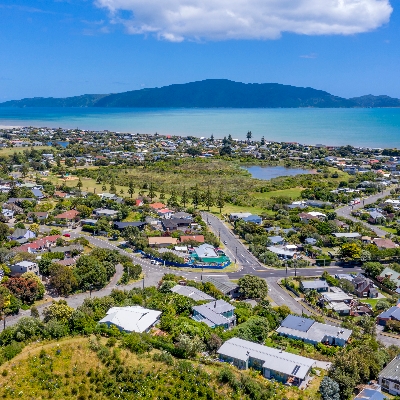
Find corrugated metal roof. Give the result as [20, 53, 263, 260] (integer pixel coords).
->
[202, 276, 238, 295]
[280, 315, 314, 333]
[301, 280, 329, 290]
[99, 306, 161, 333]
[192, 305, 230, 326]
[170, 285, 215, 302]
[218, 337, 315, 380]
[379, 356, 400, 382]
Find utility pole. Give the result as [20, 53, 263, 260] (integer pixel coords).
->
[218, 228, 221, 241]
[142, 274, 145, 290]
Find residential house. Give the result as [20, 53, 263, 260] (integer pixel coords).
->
[9, 228, 36, 243]
[354, 386, 387, 400]
[14, 235, 60, 253]
[94, 208, 119, 219]
[268, 235, 285, 245]
[373, 238, 398, 250]
[378, 355, 400, 396]
[217, 337, 316, 386]
[332, 232, 361, 239]
[99, 306, 161, 333]
[276, 315, 352, 347]
[192, 299, 236, 329]
[300, 280, 329, 293]
[267, 246, 297, 259]
[27, 211, 48, 222]
[157, 208, 174, 219]
[149, 202, 166, 210]
[305, 200, 332, 208]
[369, 211, 386, 224]
[322, 289, 353, 303]
[299, 212, 326, 222]
[148, 237, 178, 248]
[54, 210, 80, 224]
[377, 303, 400, 326]
[113, 221, 147, 231]
[50, 244, 83, 257]
[9, 261, 40, 276]
[378, 267, 400, 288]
[161, 218, 191, 232]
[170, 284, 215, 301]
[180, 235, 205, 243]
[352, 275, 378, 298]
[202, 275, 240, 298]
[242, 215, 262, 225]
[229, 212, 252, 222]
[31, 189, 45, 200]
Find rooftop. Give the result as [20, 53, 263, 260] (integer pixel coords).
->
[170, 284, 215, 302]
[218, 337, 315, 380]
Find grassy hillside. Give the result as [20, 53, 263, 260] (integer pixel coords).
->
[0, 336, 322, 400]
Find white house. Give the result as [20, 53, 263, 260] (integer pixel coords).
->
[99, 306, 161, 333]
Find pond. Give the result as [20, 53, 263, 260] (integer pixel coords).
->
[244, 165, 314, 180]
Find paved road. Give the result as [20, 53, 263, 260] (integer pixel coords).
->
[336, 187, 394, 237]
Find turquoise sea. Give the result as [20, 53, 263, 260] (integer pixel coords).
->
[1, 107, 400, 147]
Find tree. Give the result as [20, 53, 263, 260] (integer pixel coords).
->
[30, 306, 40, 318]
[181, 186, 189, 208]
[76, 205, 92, 218]
[4, 276, 41, 304]
[49, 263, 78, 296]
[43, 300, 74, 325]
[76, 178, 83, 191]
[219, 145, 232, 156]
[215, 187, 225, 213]
[339, 242, 361, 261]
[167, 189, 179, 208]
[238, 275, 268, 300]
[202, 185, 214, 211]
[175, 333, 205, 358]
[148, 182, 156, 201]
[128, 180, 135, 198]
[260, 136, 265, 145]
[191, 184, 201, 208]
[319, 376, 340, 400]
[338, 279, 354, 294]
[187, 147, 202, 157]
[0, 222, 10, 241]
[74, 255, 108, 291]
[29, 223, 39, 235]
[109, 179, 117, 194]
[363, 262, 384, 278]
[22, 272, 45, 300]
[246, 131, 252, 142]
[235, 316, 269, 343]
[375, 299, 391, 311]
[0, 286, 11, 328]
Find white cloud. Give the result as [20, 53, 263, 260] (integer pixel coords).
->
[94, 0, 393, 41]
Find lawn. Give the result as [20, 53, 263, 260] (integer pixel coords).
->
[253, 187, 303, 200]
[379, 226, 397, 234]
[0, 145, 52, 156]
[359, 298, 380, 309]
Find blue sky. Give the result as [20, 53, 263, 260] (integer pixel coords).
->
[0, 0, 399, 100]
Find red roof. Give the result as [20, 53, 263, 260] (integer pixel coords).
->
[149, 202, 166, 210]
[54, 191, 67, 198]
[136, 199, 143, 206]
[15, 235, 60, 252]
[55, 210, 80, 220]
[180, 235, 205, 243]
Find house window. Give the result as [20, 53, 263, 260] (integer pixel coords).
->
[394, 383, 400, 390]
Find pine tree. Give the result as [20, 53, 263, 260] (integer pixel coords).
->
[261, 136, 265, 145]
[203, 185, 214, 211]
[210, 134, 214, 142]
[246, 131, 252, 142]
[128, 180, 135, 198]
[191, 184, 201, 208]
[159, 188, 166, 201]
[76, 178, 83, 191]
[168, 190, 179, 208]
[148, 181, 156, 201]
[181, 186, 189, 208]
[110, 179, 117, 194]
[216, 187, 225, 213]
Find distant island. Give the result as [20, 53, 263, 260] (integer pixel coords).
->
[1, 79, 400, 108]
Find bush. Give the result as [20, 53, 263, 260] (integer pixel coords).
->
[2, 341, 24, 361]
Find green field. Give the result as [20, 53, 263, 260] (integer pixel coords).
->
[0, 146, 52, 156]
[253, 187, 303, 200]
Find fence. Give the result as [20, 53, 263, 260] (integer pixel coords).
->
[138, 250, 231, 269]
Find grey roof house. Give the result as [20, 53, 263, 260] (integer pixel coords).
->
[192, 299, 235, 329]
[218, 337, 316, 386]
[300, 280, 329, 292]
[170, 284, 215, 302]
[379, 355, 400, 396]
[276, 315, 352, 347]
[202, 275, 240, 298]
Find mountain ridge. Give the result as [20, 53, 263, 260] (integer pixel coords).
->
[1, 79, 400, 108]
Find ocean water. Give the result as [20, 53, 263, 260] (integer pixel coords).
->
[1, 107, 400, 147]
[244, 166, 313, 180]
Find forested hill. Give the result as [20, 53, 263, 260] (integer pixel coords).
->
[1, 79, 400, 108]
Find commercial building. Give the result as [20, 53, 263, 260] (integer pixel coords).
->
[217, 337, 315, 386]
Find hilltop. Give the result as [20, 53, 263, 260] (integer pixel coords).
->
[1, 79, 400, 108]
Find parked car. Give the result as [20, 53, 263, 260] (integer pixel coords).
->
[63, 233, 70, 237]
